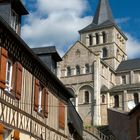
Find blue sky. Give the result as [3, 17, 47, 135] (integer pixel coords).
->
[22, 0, 140, 58]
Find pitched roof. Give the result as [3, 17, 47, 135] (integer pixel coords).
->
[79, 0, 115, 33]
[32, 46, 62, 62]
[0, 15, 74, 101]
[109, 84, 140, 93]
[11, 0, 29, 15]
[116, 58, 140, 72]
[93, 0, 114, 25]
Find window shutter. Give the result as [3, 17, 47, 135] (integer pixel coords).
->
[15, 62, 22, 100]
[34, 79, 39, 111]
[59, 101, 65, 129]
[44, 88, 48, 118]
[0, 48, 8, 90]
[14, 130, 20, 140]
[0, 123, 4, 140]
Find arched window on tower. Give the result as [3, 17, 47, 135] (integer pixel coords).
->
[89, 34, 93, 46]
[134, 93, 139, 105]
[114, 95, 119, 108]
[102, 47, 108, 58]
[95, 33, 99, 44]
[85, 91, 89, 103]
[102, 32, 107, 43]
[67, 66, 71, 76]
[76, 65, 80, 75]
[85, 64, 90, 74]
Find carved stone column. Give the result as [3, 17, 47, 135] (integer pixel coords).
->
[99, 32, 103, 44]
[86, 35, 89, 46]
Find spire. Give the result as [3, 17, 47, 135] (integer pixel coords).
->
[93, 0, 114, 25]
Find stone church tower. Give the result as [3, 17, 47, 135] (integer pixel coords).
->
[58, 0, 128, 127]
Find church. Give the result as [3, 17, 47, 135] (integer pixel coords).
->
[58, 0, 140, 128]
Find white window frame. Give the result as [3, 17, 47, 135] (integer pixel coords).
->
[38, 84, 43, 113]
[5, 59, 13, 92]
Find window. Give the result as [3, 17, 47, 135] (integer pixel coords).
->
[11, 10, 19, 32]
[76, 65, 80, 75]
[34, 79, 48, 117]
[102, 32, 107, 43]
[0, 48, 22, 99]
[134, 93, 139, 105]
[122, 75, 126, 84]
[59, 101, 65, 129]
[85, 91, 89, 103]
[102, 95, 105, 103]
[102, 47, 108, 58]
[75, 49, 80, 57]
[5, 59, 13, 92]
[85, 64, 90, 74]
[67, 66, 71, 76]
[114, 95, 119, 108]
[95, 33, 99, 44]
[89, 34, 93, 46]
[38, 84, 43, 113]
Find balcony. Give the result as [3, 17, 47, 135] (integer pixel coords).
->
[68, 101, 83, 140]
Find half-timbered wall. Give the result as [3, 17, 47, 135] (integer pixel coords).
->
[0, 17, 71, 140]
[0, 53, 69, 140]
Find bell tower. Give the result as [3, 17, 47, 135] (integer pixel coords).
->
[0, 0, 28, 35]
[79, 0, 127, 70]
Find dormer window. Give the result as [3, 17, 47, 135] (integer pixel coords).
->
[11, 10, 19, 32]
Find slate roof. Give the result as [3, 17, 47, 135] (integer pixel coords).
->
[11, 0, 29, 15]
[79, 0, 115, 33]
[32, 46, 62, 62]
[109, 84, 140, 93]
[79, 0, 127, 40]
[116, 58, 140, 72]
[93, 0, 114, 25]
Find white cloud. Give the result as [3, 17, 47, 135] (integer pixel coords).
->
[116, 17, 130, 24]
[21, 0, 92, 53]
[37, 0, 88, 16]
[21, 1, 140, 59]
[126, 33, 140, 59]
